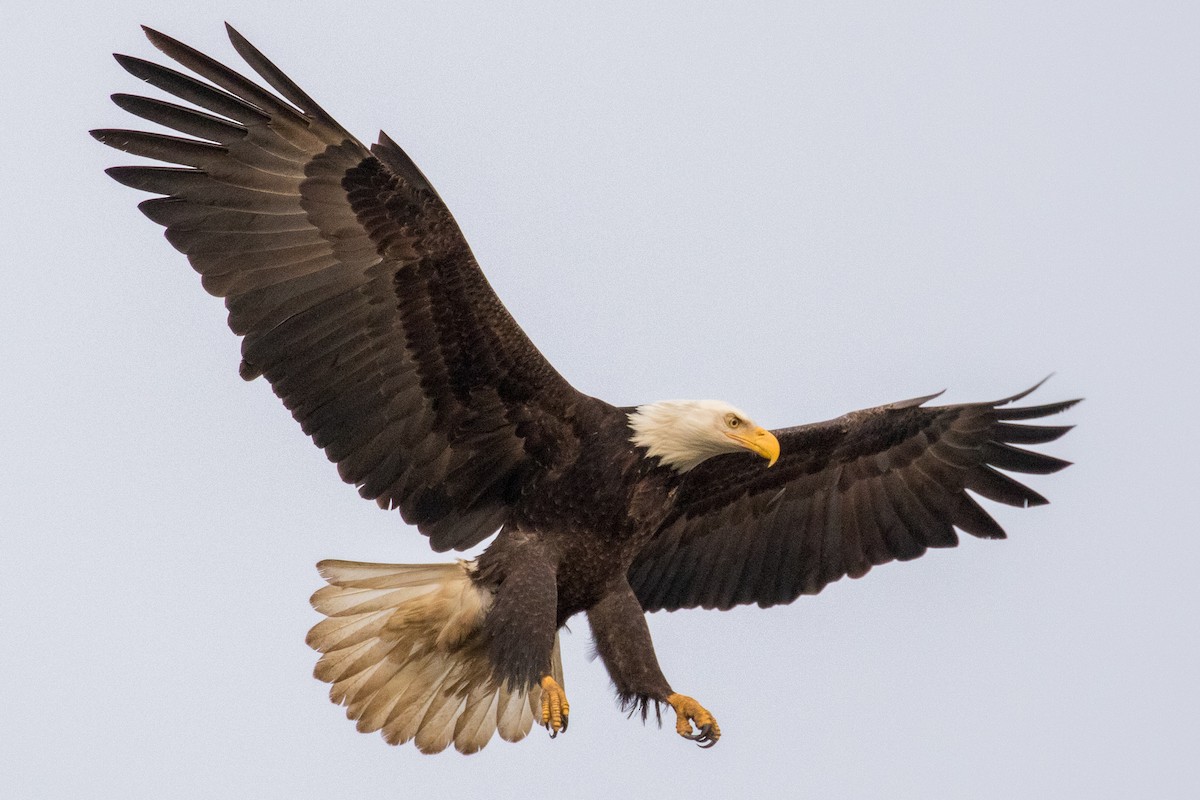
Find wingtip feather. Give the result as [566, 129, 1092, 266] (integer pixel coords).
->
[892, 389, 946, 409]
[994, 374, 1054, 406]
[140, 25, 175, 52]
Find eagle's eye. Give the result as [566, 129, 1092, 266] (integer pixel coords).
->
[726, 414, 741, 428]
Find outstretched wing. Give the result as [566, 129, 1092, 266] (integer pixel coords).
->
[629, 383, 1079, 611]
[94, 26, 587, 551]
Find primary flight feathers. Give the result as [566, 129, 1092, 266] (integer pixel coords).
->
[96, 25, 1078, 754]
[98, 24, 581, 554]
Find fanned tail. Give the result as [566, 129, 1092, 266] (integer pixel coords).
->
[307, 559, 562, 754]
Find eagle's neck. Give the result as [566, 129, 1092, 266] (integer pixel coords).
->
[626, 400, 738, 474]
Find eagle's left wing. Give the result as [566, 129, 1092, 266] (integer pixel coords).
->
[629, 383, 1078, 612]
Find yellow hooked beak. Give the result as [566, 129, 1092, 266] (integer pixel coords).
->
[726, 425, 780, 467]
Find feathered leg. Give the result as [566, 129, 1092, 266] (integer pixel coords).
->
[477, 535, 566, 736]
[587, 580, 720, 747]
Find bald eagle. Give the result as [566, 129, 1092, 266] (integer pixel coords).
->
[94, 25, 1078, 755]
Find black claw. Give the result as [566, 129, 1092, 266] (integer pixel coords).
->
[684, 723, 718, 748]
[546, 713, 569, 738]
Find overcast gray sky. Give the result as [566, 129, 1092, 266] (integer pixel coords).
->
[5, 2, 1198, 798]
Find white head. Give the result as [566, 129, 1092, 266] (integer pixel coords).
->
[627, 400, 781, 473]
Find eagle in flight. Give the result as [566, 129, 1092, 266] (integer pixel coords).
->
[94, 25, 1078, 754]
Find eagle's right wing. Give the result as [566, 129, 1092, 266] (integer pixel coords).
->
[94, 26, 587, 551]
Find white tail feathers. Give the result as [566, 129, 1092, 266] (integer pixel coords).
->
[307, 559, 562, 754]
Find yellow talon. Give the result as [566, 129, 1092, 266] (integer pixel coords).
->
[540, 675, 570, 737]
[667, 692, 721, 748]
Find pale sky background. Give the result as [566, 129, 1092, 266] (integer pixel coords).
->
[4, 2, 1199, 798]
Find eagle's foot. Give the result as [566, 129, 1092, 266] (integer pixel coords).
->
[540, 675, 570, 737]
[667, 692, 721, 748]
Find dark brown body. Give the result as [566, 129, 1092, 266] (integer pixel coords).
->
[474, 399, 683, 706]
[95, 25, 1079, 747]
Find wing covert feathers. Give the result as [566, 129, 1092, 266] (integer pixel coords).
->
[309, 560, 557, 754]
[96, 26, 584, 551]
[630, 383, 1079, 612]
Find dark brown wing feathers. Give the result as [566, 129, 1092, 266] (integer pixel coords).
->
[630, 384, 1079, 611]
[97, 26, 1078, 615]
[94, 26, 583, 551]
